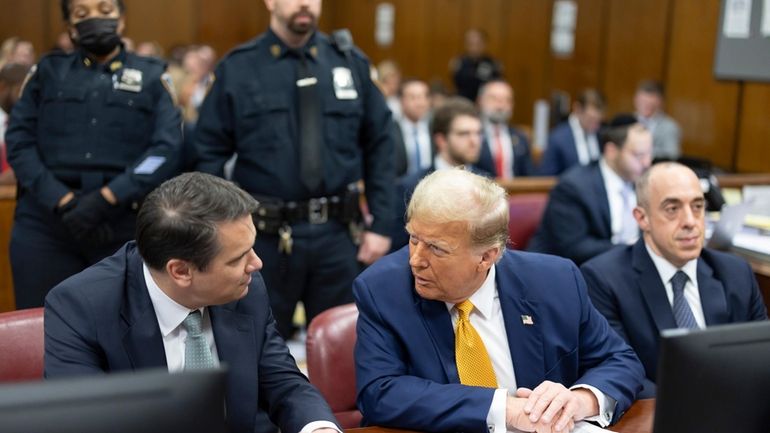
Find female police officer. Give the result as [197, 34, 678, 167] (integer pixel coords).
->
[6, 0, 182, 308]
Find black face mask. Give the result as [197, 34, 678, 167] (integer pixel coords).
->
[74, 18, 121, 57]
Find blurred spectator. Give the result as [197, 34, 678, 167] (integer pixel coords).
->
[427, 79, 449, 113]
[0, 37, 36, 67]
[0, 63, 30, 185]
[634, 80, 681, 160]
[450, 28, 502, 101]
[179, 44, 216, 123]
[394, 79, 433, 177]
[136, 40, 164, 58]
[539, 89, 606, 176]
[376, 59, 402, 120]
[475, 79, 534, 178]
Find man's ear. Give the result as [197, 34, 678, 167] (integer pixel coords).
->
[166, 259, 193, 287]
[634, 206, 649, 232]
[478, 246, 501, 272]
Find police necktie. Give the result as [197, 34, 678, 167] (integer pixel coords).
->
[455, 300, 497, 387]
[292, 48, 323, 192]
[183, 310, 216, 370]
[671, 271, 698, 329]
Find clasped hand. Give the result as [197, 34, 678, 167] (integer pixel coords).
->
[506, 381, 599, 433]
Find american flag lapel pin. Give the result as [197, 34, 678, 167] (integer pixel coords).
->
[521, 315, 534, 326]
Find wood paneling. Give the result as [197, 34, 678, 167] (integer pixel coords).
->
[602, 0, 671, 115]
[736, 83, 770, 173]
[123, 0, 196, 52]
[665, 0, 740, 171]
[0, 0, 768, 176]
[548, 0, 606, 101]
[502, 0, 552, 126]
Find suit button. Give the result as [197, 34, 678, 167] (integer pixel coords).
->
[85, 152, 92, 159]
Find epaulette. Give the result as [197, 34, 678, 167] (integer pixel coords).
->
[222, 35, 265, 60]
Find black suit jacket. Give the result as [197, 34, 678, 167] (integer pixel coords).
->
[581, 240, 768, 395]
[44, 242, 337, 433]
[528, 162, 612, 264]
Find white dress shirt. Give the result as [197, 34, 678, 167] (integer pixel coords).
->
[143, 263, 220, 372]
[142, 264, 339, 433]
[484, 120, 515, 179]
[445, 266, 614, 432]
[644, 245, 706, 329]
[599, 159, 639, 245]
[568, 114, 600, 165]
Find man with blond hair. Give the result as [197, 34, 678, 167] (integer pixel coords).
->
[354, 169, 644, 433]
[581, 162, 767, 397]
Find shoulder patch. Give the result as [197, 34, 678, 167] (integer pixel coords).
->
[160, 72, 178, 106]
[18, 64, 37, 97]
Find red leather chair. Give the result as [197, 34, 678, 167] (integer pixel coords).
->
[0, 307, 45, 382]
[507, 193, 548, 250]
[306, 303, 361, 428]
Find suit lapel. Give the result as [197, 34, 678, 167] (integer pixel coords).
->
[121, 250, 167, 369]
[633, 241, 677, 331]
[497, 260, 545, 390]
[696, 258, 729, 325]
[210, 302, 258, 432]
[418, 295, 459, 383]
[591, 164, 612, 237]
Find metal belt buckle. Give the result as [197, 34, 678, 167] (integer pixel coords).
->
[308, 197, 328, 224]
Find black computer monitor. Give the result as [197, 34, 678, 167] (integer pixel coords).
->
[0, 368, 227, 433]
[653, 321, 770, 433]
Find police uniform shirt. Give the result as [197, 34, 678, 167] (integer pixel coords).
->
[195, 29, 395, 235]
[6, 47, 182, 210]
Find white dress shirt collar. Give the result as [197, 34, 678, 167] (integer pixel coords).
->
[644, 243, 698, 290]
[444, 264, 496, 318]
[143, 262, 202, 337]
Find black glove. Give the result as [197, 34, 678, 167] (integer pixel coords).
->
[60, 190, 115, 241]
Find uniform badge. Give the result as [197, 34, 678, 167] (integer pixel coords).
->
[115, 68, 143, 92]
[332, 67, 358, 100]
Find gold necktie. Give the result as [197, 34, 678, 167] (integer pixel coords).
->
[455, 300, 497, 387]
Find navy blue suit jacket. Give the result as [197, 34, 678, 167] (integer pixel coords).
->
[475, 126, 534, 177]
[44, 243, 337, 433]
[354, 248, 644, 433]
[581, 240, 768, 394]
[539, 121, 598, 176]
[528, 162, 612, 265]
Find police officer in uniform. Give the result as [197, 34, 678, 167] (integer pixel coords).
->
[195, 0, 394, 338]
[6, 0, 182, 309]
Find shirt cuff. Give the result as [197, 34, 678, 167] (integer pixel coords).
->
[298, 420, 341, 433]
[486, 388, 509, 433]
[570, 384, 616, 427]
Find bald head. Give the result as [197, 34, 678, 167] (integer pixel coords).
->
[634, 162, 706, 268]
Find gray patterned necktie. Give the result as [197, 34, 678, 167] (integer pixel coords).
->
[671, 271, 698, 329]
[183, 310, 216, 370]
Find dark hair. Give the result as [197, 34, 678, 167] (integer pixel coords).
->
[136, 172, 259, 271]
[637, 79, 664, 97]
[575, 88, 606, 111]
[60, 0, 125, 21]
[430, 96, 479, 137]
[397, 78, 428, 98]
[600, 113, 640, 152]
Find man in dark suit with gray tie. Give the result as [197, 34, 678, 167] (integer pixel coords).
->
[44, 172, 340, 433]
[581, 162, 767, 397]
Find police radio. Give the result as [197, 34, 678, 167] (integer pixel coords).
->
[331, 29, 361, 97]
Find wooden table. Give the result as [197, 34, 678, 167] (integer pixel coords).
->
[347, 399, 655, 433]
